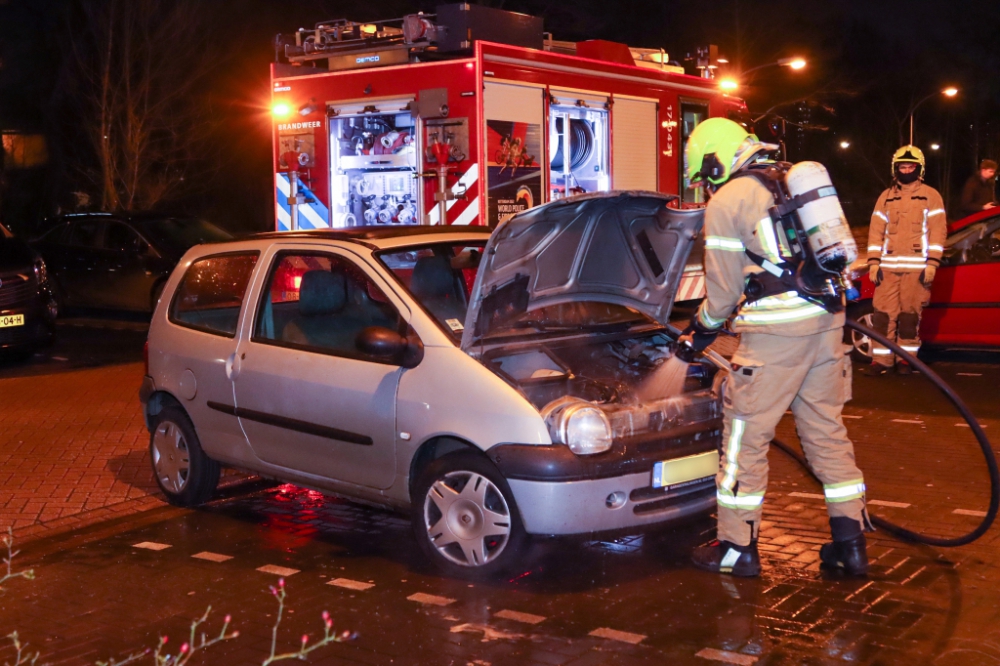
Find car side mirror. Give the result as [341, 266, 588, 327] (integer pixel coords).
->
[132, 237, 149, 255]
[356, 326, 424, 368]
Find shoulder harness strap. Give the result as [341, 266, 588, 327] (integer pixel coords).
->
[729, 164, 802, 303]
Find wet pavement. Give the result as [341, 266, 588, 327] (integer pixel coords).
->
[2, 316, 1000, 664]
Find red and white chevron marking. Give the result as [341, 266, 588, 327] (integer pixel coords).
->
[675, 273, 706, 302]
[426, 164, 482, 226]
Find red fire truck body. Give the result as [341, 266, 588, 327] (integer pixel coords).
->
[270, 9, 747, 300]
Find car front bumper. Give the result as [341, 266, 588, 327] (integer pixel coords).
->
[488, 422, 721, 536]
[508, 472, 716, 535]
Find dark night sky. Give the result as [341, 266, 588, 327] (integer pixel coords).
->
[1, 0, 998, 230]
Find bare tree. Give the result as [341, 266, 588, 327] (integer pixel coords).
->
[68, 0, 225, 211]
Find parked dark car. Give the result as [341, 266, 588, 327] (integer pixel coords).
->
[0, 223, 57, 355]
[31, 213, 232, 313]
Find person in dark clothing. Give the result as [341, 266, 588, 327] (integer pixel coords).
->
[958, 159, 997, 219]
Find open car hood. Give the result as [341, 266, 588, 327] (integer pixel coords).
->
[460, 192, 705, 350]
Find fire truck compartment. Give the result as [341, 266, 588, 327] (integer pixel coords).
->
[329, 102, 419, 228]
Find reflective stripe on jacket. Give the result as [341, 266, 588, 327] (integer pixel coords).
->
[694, 176, 844, 337]
[867, 181, 947, 271]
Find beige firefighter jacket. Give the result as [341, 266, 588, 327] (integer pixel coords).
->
[867, 180, 946, 272]
[694, 175, 845, 337]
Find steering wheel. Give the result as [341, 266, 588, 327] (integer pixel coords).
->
[990, 234, 1000, 258]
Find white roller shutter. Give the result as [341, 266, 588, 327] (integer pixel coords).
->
[612, 97, 658, 191]
[483, 81, 544, 125]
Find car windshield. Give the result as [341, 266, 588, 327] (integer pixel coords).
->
[941, 217, 1000, 265]
[378, 241, 655, 341]
[378, 242, 485, 338]
[141, 217, 232, 254]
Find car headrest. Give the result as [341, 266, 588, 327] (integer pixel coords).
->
[346, 274, 371, 306]
[299, 270, 347, 316]
[410, 254, 455, 299]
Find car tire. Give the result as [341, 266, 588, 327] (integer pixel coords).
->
[50, 277, 67, 315]
[412, 451, 527, 579]
[845, 300, 875, 364]
[149, 405, 220, 507]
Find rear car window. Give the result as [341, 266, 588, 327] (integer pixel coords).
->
[169, 252, 259, 336]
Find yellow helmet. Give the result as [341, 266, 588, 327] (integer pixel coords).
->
[685, 118, 778, 187]
[891, 145, 925, 178]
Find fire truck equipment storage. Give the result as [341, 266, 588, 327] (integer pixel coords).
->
[271, 3, 747, 299]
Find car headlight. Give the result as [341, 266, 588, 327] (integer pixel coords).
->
[543, 398, 613, 455]
[33, 257, 48, 284]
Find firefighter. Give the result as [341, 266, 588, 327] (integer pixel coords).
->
[680, 118, 870, 577]
[865, 146, 947, 375]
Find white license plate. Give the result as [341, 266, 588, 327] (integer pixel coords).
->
[652, 451, 719, 489]
[0, 314, 24, 328]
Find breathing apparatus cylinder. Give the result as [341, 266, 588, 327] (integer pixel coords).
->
[784, 162, 858, 274]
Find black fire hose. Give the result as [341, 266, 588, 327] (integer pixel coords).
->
[770, 318, 999, 547]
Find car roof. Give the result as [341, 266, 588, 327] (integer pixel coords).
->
[247, 225, 493, 250]
[57, 212, 195, 224]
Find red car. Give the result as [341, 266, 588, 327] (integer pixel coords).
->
[847, 207, 1000, 362]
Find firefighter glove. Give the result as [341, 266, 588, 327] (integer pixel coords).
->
[920, 265, 936, 286]
[678, 321, 719, 354]
[869, 264, 883, 286]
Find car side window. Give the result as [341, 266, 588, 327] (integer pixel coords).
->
[41, 223, 72, 244]
[170, 252, 259, 337]
[253, 252, 401, 359]
[105, 222, 145, 253]
[68, 220, 104, 248]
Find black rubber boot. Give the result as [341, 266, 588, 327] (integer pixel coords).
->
[896, 361, 913, 375]
[691, 540, 761, 577]
[820, 517, 869, 576]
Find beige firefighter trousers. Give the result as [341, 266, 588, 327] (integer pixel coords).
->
[717, 327, 867, 546]
[871, 270, 931, 366]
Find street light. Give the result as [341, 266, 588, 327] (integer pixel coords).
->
[907, 87, 958, 145]
[839, 140, 851, 149]
[718, 57, 807, 91]
[930, 143, 941, 151]
[740, 57, 808, 78]
[778, 57, 807, 70]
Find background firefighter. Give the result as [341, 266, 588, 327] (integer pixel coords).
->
[865, 146, 947, 376]
[680, 118, 870, 578]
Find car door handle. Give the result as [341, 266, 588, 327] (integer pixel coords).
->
[225, 352, 242, 380]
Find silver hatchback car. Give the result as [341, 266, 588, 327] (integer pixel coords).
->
[140, 192, 725, 578]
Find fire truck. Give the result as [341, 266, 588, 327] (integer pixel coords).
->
[270, 4, 749, 301]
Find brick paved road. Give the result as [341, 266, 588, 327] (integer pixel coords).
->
[1, 322, 999, 664]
